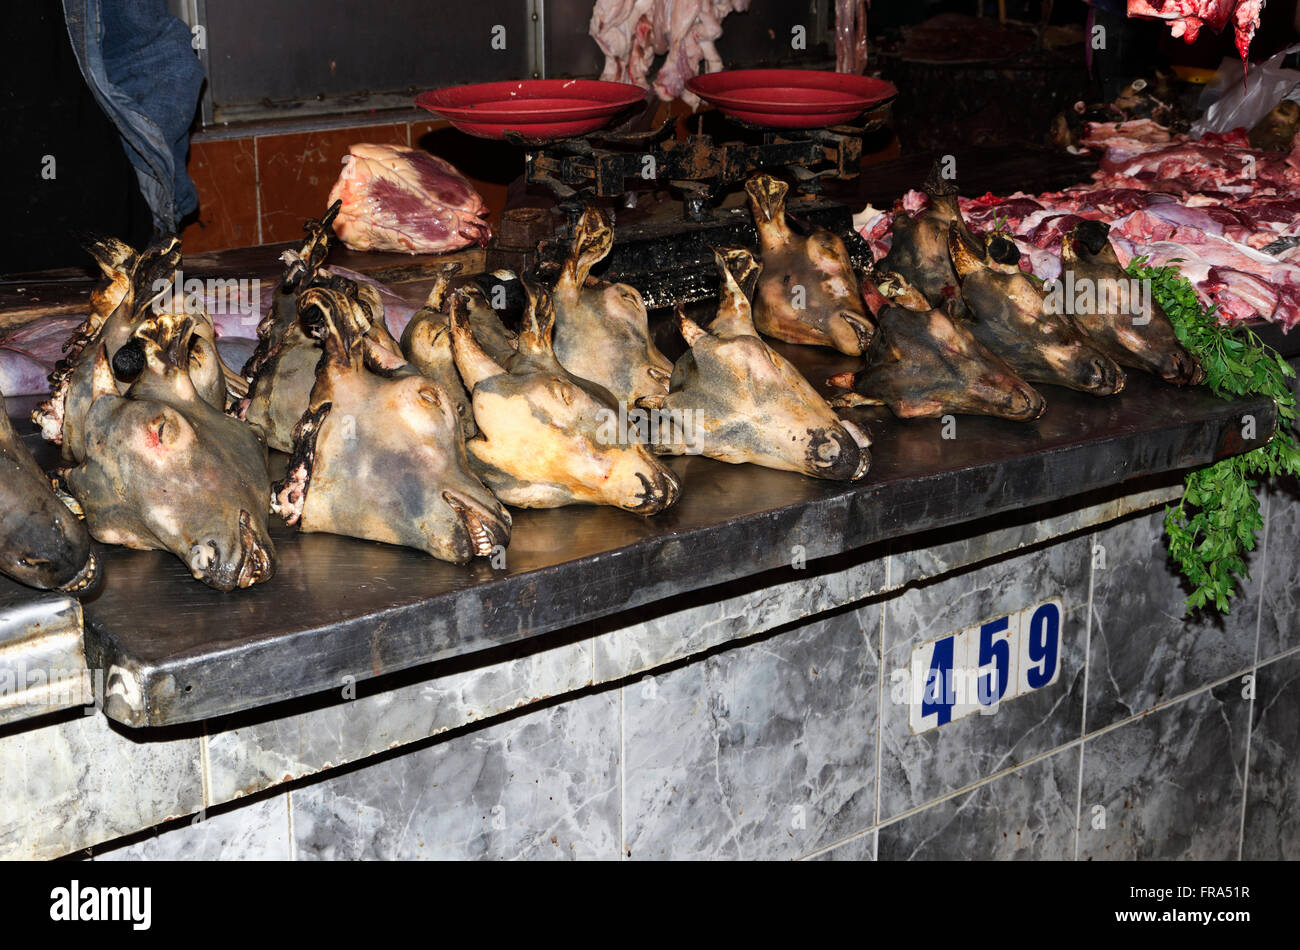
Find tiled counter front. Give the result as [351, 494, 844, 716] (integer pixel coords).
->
[1, 471, 1293, 862]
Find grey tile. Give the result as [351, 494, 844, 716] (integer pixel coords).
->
[878, 746, 1079, 860]
[95, 793, 291, 861]
[291, 688, 619, 860]
[1258, 478, 1300, 662]
[622, 603, 879, 860]
[1078, 682, 1249, 861]
[892, 500, 1114, 589]
[592, 548, 887, 682]
[1242, 650, 1300, 860]
[879, 535, 1090, 820]
[0, 712, 203, 860]
[1087, 508, 1261, 732]
[807, 829, 876, 861]
[206, 636, 592, 805]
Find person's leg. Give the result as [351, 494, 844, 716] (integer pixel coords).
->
[0, 1, 151, 274]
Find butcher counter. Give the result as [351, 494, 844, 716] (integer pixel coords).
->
[2, 162, 1300, 861]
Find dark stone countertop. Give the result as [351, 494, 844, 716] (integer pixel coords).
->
[59, 365, 1273, 729]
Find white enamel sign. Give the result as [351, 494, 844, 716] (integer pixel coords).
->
[904, 600, 1063, 734]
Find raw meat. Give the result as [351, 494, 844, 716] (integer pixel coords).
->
[1127, 1, 1263, 66]
[862, 117, 1300, 329]
[835, 0, 869, 74]
[589, 0, 752, 108]
[327, 144, 490, 254]
[0, 316, 83, 396]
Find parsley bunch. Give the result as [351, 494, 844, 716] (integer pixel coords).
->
[1127, 257, 1300, 613]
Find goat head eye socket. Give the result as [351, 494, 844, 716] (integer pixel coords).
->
[417, 387, 442, 408]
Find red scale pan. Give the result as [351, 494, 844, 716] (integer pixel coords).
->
[686, 69, 897, 129]
[416, 79, 648, 141]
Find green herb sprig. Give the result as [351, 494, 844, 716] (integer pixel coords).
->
[1126, 256, 1300, 612]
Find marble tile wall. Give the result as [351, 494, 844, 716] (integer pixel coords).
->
[289, 689, 620, 860]
[1077, 681, 1250, 861]
[620, 603, 880, 860]
[0, 710, 202, 861]
[29, 476, 1300, 860]
[878, 535, 1090, 820]
[96, 794, 292, 861]
[1087, 506, 1263, 732]
[876, 746, 1080, 861]
[1241, 650, 1300, 860]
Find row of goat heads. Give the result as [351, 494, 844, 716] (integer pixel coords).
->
[19, 162, 1205, 594]
[745, 162, 1204, 421]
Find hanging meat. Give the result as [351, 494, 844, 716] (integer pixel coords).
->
[835, 0, 870, 74]
[745, 174, 874, 355]
[327, 143, 491, 254]
[551, 206, 673, 412]
[1126, 1, 1264, 67]
[451, 280, 681, 514]
[641, 247, 870, 481]
[589, 0, 752, 107]
[271, 285, 511, 564]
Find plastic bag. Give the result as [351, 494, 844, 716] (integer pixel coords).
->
[1192, 43, 1300, 138]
